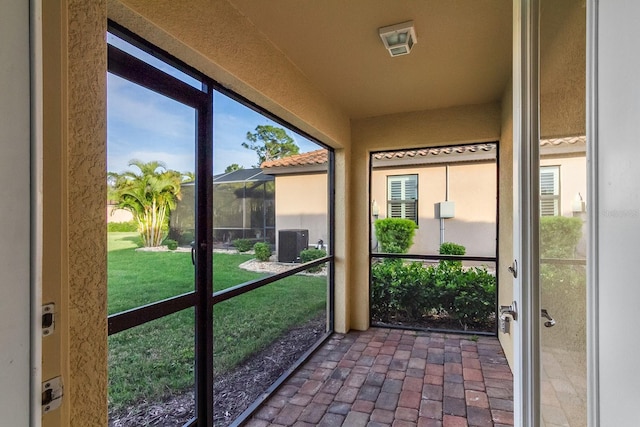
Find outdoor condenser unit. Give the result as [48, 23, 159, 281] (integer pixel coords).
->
[278, 229, 309, 263]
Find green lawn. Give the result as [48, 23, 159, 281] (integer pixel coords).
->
[107, 232, 327, 412]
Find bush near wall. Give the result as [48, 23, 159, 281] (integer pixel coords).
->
[107, 221, 138, 232]
[374, 218, 416, 253]
[439, 242, 466, 268]
[300, 248, 327, 273]
[253, 242, 272, 261]
[539, 215, 585, 350]
[371, 259, 496, 331]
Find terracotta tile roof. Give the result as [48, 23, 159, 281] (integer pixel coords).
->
[372, 143, 496, 160]
[261, 149, 328, 168]
[261, 136, 585, 169]
[540, 135, 586, 146]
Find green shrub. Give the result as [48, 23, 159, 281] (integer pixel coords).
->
[374, 218, 416, 253]
[253, 242, 272, 261]
[233, 239, 252, 253]
[370, 258, 496, 330]
[107, 221, 138, 232]
[540, 216, 583, 258]
[300, 248, 327, 273]
[539, 216, 585, 350]
[163, 239, 178, 250]
[179, 230, 195, 246]
[439, 242, 466, 268]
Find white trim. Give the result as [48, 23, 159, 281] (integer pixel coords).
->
[586, 0, 600, 425]
[513, 0, 540, 425]
[30, 0, 43, 425]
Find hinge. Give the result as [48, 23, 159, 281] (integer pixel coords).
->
[42, 303, 55, 337]
[42, 376, 63, 414]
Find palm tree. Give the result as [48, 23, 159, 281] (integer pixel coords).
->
[109, 159, 183, 247]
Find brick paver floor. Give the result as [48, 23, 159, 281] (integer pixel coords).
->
[246, 327, 513, 427]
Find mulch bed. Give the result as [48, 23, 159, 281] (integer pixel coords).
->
[109, 315, 326, 427]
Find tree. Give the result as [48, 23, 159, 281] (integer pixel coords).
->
[224, 163, 244, 173]
[109, 159, 183, 247]
[241, 125, 300, 167]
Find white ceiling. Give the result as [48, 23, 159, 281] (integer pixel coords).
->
[226, 0, 513, 120]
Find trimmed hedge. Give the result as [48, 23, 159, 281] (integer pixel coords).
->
[107, 221, 137, 232]
[374, 218, 416, 253]
[253, 242, 272, 261]
[371, 259, 496, 330]
[439, 242, 466, 268]
[300, 248, 327, 273]
[233, 239, 252, 253]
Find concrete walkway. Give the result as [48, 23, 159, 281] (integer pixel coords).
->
[246, 327, 514, 427]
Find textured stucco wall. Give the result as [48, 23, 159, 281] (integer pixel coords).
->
[42, 1, 108, 426]
[349, 103, 502, 330]
[540, 0, 586, 139]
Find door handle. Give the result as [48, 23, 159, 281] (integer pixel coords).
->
[541, 309, 556, 327]
[190, 241, 196, 266]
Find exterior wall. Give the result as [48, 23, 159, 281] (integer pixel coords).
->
[42, 1, 108, 426]
[273, 173, 329, 251]
[107, 204, 134, 223]
[350, 103, 503, 330]
[371, 162, 497, 257]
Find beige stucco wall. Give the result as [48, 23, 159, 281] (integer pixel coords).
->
[371, 162, 497, 257]
[350, 102, 503, 330]
[273, 173, 329, 250]
[42, 1, 108, 426]
[107, 205, 134, 223]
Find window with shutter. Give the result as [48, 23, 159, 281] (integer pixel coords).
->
[540, 166, 560, 216]
[387, 174, 418, 223]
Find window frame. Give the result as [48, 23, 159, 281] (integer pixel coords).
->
[386, 173, 419, 224]
[106, 21, 335, 427]
[540, 165, 561, 216]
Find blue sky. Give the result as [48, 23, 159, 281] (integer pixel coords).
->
[107, 34, 320, 176]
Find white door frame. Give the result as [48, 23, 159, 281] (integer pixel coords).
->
[585, 1, 599, 425]
[0, 0, 42, 425]
[512, 1, 541, 425]
[514, 1, 600, 426]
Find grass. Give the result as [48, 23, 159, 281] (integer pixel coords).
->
[107, 232, 327, 412]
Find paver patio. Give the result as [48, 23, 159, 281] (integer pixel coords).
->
[246, 327, 513, 427]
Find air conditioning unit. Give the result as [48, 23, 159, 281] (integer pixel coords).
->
[278, 229, 308, 263]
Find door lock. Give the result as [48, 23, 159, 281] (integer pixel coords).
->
[499, 301, 518, 333]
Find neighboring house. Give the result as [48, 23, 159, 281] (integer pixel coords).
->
[261, 150, 329, 252]
[263, 137, 586, 257]
[106, 203, 134, 223]
[170, 168, 275, 245]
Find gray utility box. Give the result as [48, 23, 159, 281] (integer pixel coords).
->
[278, 229, 308, 263]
